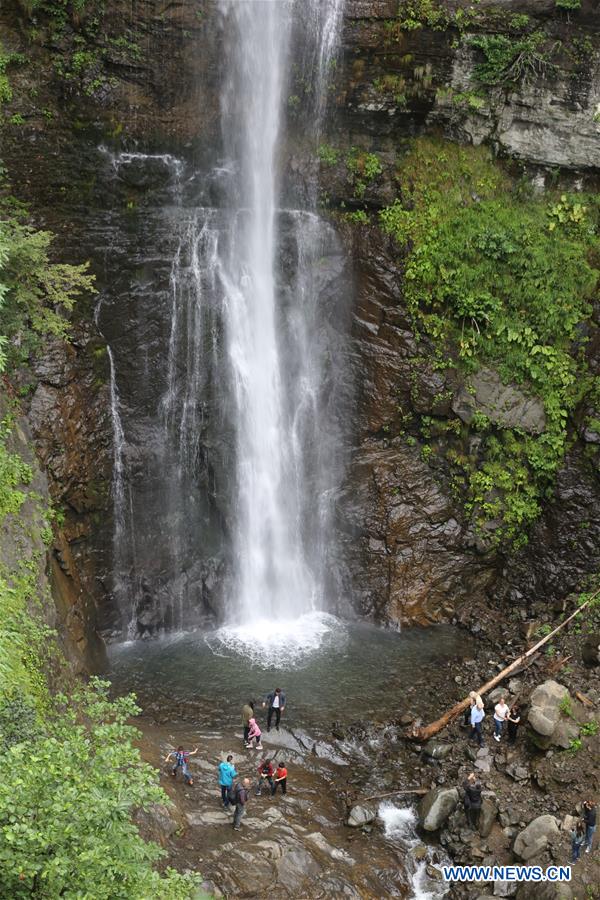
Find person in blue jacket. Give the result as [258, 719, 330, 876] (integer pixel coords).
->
[263, 687, 286, 732]
[218, 754, 238, 808]
[470, 700, 485, 747]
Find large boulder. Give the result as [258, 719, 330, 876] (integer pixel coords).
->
[527, 681, 569, 744]
[513, 815, 560, 861]
[479, 795, 499, 838]
[419, 787, 459, 832]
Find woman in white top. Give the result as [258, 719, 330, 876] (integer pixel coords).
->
[493, 697, 510, 742]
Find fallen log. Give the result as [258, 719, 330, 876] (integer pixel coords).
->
[409, 590, 599, 742]
[359, 788, 429, 803]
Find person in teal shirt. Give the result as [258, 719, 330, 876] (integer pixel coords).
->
[218, 755, 238, 808]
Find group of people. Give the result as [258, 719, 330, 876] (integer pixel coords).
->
[467, 692, 520, 747]
[165, 687, 288, 831]
[463, 774, 597, 865]
[242, 688, 286, 750]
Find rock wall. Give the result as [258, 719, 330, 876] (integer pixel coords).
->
[1, 0, 600, 639]
[0, 393, 105, 675]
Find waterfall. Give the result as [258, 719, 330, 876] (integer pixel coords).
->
[98, 1, 348, 642]
[217, 0, 345, 626]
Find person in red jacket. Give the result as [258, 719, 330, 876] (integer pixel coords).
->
[256, 758, 274, 795]
[271, 761, 287, 796]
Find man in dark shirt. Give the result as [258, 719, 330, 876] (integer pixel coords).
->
[462, 772, 483, 829]
[263, 687, 286, 732]
[233, 778, 251, 831]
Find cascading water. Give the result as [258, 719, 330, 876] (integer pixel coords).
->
[216, 0, 346, 634]
[98, 1, 349, 646]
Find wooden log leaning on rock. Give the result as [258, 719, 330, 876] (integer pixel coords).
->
[409, 590, 599, 742]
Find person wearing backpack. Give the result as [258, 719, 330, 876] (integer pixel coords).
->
[218, 754, 238, 808]
[241, 700, 254, 745]
[232, 778, 251, 830]
[165, 744, 198, 785]
[263, 687, 286, 732]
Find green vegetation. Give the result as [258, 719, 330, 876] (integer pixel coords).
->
[0, 679, 202, 898]
[344, 209, 369, 225]
[468, 32, 558, 87]
[0, 193, 95, 371]
[345, 148, 382, 199]
[555, 0, 581, 10]
[559, 695, 573, 717]
[394, 0, 448, 32]
[317, 143, 340, 166]
[379, 139, 600, 545]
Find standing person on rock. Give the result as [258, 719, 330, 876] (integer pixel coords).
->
[271, 761, 288, 797]
[583, 799, 597, 853]
[462, 772, 482, 829]
[493, 697, 510, 743]
[246, 717, 263, 750]
[242, 700, 255, 746]
[232, 777, 251, 831]
[165, 744, 198, 785]
[263, 687, 286, 732]
[470, 699, 485, 748]
[571, 820, 585, 863]
[463, 691, 482, 729]
[218, 755, 238, 808]
[507, 704, 521, 745]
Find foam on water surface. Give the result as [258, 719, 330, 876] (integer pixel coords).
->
[204, 610, 345, 667]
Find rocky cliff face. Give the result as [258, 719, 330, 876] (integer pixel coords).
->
[1, 0, 600, 642]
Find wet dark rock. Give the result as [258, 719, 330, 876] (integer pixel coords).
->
[582, 633, 600, 667]
[133, 803, 180, 846]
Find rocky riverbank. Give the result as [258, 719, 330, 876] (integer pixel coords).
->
[111, 597, 599, 899]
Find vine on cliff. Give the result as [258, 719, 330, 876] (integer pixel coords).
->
[380, 139, 600, 546]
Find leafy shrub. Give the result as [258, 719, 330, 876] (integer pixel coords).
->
[0, 679, 202, 899]
[379, 139, 600, 544]
[0, 199, 95, 372]
[468, 32, 557, 86]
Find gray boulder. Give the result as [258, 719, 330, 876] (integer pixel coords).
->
[551, 719, 580, 750]
[479, 796, 499, 838]
[419, 787, 459, 832]
[528, 681, 569, 743]
[452, 368, 546, 435]
[347, 804, 376, 828]
[423, 742, 453, 760]
[513, 815, 560, 861]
